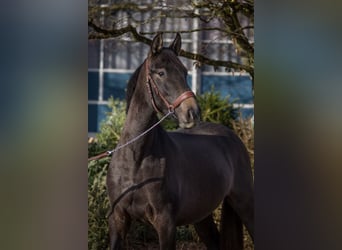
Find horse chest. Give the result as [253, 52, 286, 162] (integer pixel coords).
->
[112, 154, 167, 215]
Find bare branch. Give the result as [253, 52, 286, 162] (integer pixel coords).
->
[88, 0, 254, 82]
[139, 27, 227, 35]
[180, 49, 253, 76]
[88, 21, 253, 77]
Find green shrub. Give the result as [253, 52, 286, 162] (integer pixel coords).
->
[197, 88, 237, 129]
[88, 97, 126, 250]
[88, 158, 110, 250]
[88, 97, 126, 158]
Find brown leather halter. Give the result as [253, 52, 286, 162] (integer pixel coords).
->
[145, 58, 195, 114]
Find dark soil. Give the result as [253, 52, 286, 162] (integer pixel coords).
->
[126, 238, 254, 249]
[126, 241, 206, 249]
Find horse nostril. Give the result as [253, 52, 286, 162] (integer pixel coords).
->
[188, 109, 193, 120]
[188, 108, 197, 120]
[189, 106, 200, 119]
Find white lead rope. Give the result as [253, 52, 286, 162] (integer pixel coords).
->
[106, 110, 174, 156]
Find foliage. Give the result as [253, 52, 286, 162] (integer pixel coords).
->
[231, 113, 254, 172]
[197, 88, 238, 129]
[88, 97, 126, 158]
[88, 97, 125, 250]
[88, 158, 110, 250]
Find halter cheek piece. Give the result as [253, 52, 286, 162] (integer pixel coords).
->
[145, 59, 195, 114]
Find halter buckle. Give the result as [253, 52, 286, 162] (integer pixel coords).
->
[168, 105, 175, 114]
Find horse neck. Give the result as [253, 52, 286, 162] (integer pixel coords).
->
[120, 67, 162, 152]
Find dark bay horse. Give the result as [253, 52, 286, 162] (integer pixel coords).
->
[106, 33, 254, 250]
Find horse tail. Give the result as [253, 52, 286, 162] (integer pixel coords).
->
[220, 197, 243, 250]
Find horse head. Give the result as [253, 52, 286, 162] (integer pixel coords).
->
[145, 33, 200, 128]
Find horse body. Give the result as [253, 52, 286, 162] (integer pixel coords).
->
[168, 123, 252, 226]
[106, 33, 254, 250]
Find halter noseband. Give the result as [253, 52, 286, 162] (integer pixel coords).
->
[145, 58, 195, 114]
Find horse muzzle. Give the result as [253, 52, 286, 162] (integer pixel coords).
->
[176, 97, 200, 129]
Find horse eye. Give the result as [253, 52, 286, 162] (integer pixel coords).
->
[158, 71, 165, 77]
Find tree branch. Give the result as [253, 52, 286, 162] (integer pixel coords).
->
[88, 21, 253, 77]
[179, 49, 253, 76]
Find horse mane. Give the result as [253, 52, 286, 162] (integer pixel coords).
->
[126, 63, 144, 114]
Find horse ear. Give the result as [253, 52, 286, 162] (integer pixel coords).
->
[169, 33, 182, 55]
[151, 33, 163, 55]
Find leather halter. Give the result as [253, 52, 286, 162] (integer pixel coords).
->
[145, 58, 195, 114]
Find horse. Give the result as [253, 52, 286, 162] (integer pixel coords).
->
[106, 33, 254, 250]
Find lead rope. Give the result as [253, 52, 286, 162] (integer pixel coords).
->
[88, 110, 174, 162]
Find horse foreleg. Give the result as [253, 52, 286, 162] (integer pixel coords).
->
[194, 214, 220, 250]
[153, 212, 176, 250]
[108, 212, 130, 250]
